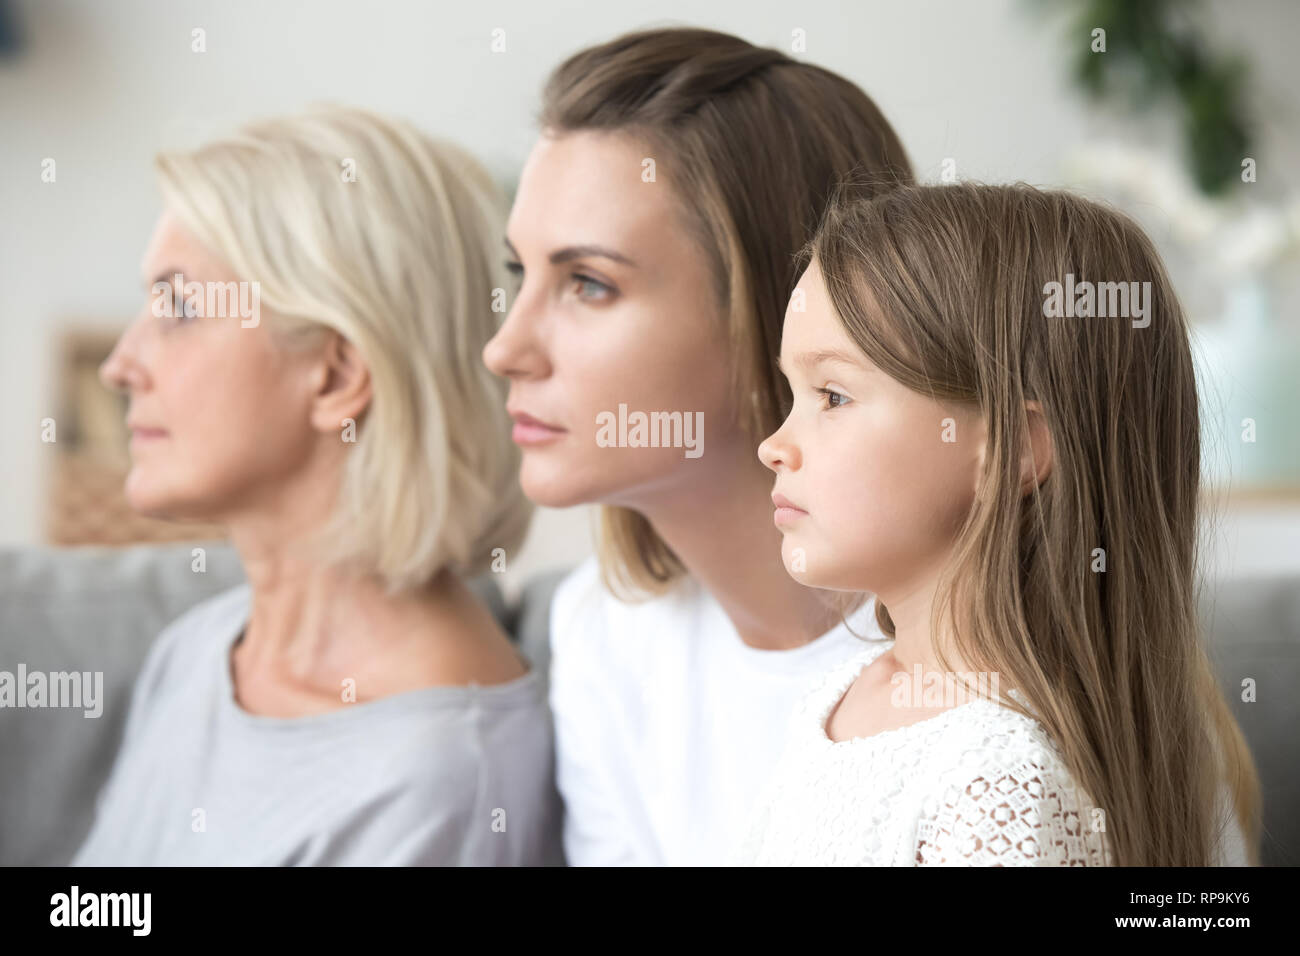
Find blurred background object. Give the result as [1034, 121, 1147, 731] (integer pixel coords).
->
[0, 0, 21, 58]
[1048, 0, 1300, 499]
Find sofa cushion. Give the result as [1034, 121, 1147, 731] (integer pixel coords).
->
[1197, 576, 1300, 866]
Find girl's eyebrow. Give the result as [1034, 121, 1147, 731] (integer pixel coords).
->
[504, 237, 637, 268]
[777, 348, 864, 375]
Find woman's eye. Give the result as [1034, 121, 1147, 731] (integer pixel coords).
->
[504, 260, 524, 282]
[816, 387, 850, 410]
[570, 273, 613, 301]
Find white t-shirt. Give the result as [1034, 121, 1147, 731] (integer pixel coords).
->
[547, 556, 883, 865]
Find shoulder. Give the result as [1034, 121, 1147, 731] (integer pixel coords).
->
[396, 591, 529, 691]
[356, 671, 554, 791]
[548, 555, 605, 652]
[914, 711, 1113, 865]
[134, 584, 249, 692]
[298, 683, 561, 865]
[797, 639, 895, 721]
[155, 582, 249, 648]
[110, 584, 248, 749]
[923, 702, 1083, 801]
[548, 555, 699, 661]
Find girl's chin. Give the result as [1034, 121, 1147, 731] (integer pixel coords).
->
[780, 543, 860, 591]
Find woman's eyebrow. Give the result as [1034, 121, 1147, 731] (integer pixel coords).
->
[504, 237, 637, 268]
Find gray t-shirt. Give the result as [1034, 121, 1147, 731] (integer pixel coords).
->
[72, 585, 564, 866]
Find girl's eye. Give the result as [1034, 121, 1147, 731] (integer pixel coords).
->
[504, 260, 524, 282]
[816, 387, 850, 410]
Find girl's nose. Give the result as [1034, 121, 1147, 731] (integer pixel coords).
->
[758, 419, 800, 472]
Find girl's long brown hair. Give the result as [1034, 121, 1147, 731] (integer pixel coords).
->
[810, 182, 1261, 866]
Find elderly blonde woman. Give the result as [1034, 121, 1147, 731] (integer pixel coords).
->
[73, 107, 562, 866]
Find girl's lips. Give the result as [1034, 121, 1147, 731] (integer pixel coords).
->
[773, 506, 807, 526]
[129, 427, 168, 441]
[772, 492, 808, 526]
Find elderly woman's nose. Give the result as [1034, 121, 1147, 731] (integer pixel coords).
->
[99, 317, 150, 393]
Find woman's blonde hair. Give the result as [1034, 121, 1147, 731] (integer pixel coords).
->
[539, 27, 913, 599]
[809, 181, 1261, 866]
[155, 105, 531, 591]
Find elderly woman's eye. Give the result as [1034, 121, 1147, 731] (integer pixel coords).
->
[173, 290, 198, 322]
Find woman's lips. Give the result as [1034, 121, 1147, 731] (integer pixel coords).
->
[772, 492, 808, 526]
[128, 425, 168, 443]
[509, 410, 567, 446]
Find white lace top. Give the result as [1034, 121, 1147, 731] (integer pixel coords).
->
[732, 639, 1115, 866]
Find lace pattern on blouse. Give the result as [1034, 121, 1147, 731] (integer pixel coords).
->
[734, 642, 1115, 866]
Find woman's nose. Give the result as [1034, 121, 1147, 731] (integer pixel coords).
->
[482, 292, 549, 381]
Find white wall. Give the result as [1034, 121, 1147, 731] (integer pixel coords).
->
[2, 0, 1297, 592]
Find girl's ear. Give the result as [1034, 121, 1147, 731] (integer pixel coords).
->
[1019, 400, 1053, 495]
[308, 332, 372, 434]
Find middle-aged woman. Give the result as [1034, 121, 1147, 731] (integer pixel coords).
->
[74, 106, 564, 866]
[483, 27, 914, 865]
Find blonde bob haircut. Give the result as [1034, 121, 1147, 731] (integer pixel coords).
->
[154, 105, 531, 592]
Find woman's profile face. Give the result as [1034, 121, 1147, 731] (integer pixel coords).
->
[99, 211, 326, 522]
[483, 129, 746, 511]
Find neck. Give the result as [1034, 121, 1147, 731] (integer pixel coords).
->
[876, 562, 977, 677]
[217, 471, 453, 669]
[235, 536, 450, 664]
[630, 451, 841, 651]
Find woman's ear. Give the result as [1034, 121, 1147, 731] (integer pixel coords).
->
[308, 332, 372, 434]
[1020, 400, 1053, 494]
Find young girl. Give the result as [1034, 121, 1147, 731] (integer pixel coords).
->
[739, 182, 1261, 866]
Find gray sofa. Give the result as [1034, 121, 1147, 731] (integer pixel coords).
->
[2, 543, 1296, 865]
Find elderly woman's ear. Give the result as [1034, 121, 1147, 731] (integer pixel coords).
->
[308, 331, 373, 433]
